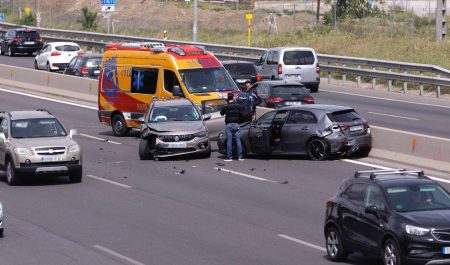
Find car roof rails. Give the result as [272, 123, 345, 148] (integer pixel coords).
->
[36, 109, 52, 115]
[354, 169, 425, 180]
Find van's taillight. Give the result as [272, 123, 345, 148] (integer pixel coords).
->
[77, 50, 85, 55]
[363, 120, 369, 126]
[303, 97, 315, 103]
[278, 64, 283, 75]
[316, 63, 320, 74]
[13, 37, 22, 43]
[81, 67, 88, 75]
[326, 198, 334, 207]
[51, 51, 61, 56]
[36, 38, 43, 42]
[256, 72, 263, 81]
[266, 97, 284, 103]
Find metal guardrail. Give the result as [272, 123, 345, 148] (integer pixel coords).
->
[1, 21, 449, 96]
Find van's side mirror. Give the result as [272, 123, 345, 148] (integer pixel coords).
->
[203, 114, 211, 121]
[173, 85, 183, 97]
[69, 129, 78, 139]
[0, 132, 6, 143]
[138, 117, 145, 124]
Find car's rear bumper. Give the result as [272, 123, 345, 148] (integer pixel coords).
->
[327, 133, 372, 155]
[12, 45, 42, 53]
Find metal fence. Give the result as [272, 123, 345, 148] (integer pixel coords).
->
[1, 21, 449, 96]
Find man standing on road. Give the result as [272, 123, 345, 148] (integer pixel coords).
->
[220, 93, 244, 162]
[236, 80, 261, 122]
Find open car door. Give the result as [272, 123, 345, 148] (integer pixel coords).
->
[248, 111, 276, 154]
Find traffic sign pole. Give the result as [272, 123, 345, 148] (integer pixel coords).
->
[246, 13, 253, 47]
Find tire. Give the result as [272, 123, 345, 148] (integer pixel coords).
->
[310, 85, 319, 93]
[358, 147, 372, 157]
[5, 159, 19, 186]
[383, 238, 402, 265]
[0, 46, 2, 55]
[69, 169, 82, 183]
[7, 46, 14, 57]
[0, 228, 3, 237]
[47, 62, 52, 72]
[307, 138, 330, 161]
[326, 227, 347, 262]
[111, 114, 129, 137]
[34, 60, 39, 70]
[201, 150, 211, 159]
[27, 52, 33, 56]
[139, 138, 153, 160]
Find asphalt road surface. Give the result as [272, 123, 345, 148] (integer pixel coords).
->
[0, 88, 416, 265]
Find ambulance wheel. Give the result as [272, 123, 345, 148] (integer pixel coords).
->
[112, 114, 129, 137]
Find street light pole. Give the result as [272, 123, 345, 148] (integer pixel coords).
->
[333, 0, 337, 29]
[193, 0, 198, 42]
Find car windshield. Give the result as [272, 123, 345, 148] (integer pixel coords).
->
[283, 51, 315, 65]
[386, 183, 450, 212]
[11, 118, 67, 138]
[55, 45, 80, 52]
[17, 31, 40, 39]
[86, 58, 102, 68]
[148, 105, 201, 123]
[272, 85, 309, 96]
[179, 67, 238, 93]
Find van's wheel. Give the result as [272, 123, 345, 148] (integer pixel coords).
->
[139, 138, 153, 160]
[7, 46, 14, 56]
[307, 138, 330, 161]
[383, 238, 402, 265]
[310, 85, 319, 93]
[6, 159, 19, 185]
[69, 169, 83, 183]
[112, 114, 129, 137]
[326, 227, 347, 262]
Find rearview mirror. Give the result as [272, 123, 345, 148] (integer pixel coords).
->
[203, 114, 211, 121]
[173, 85, 183, 97]
[365, 205, 380, 217]
[69, 129, 78, 139]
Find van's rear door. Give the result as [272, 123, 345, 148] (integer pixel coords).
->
[281, 49, 316, 82]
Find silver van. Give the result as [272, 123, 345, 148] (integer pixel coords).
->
[255, 47, 320, 92]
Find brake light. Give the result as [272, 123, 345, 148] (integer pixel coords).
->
[51, 51, 61, 56]
[363, 120, 369, 126]
[340, 124, 350, 130]
[278, 64, 282, 75]
[81, 67, 88, 75]
[36, 38, 43, 42]
[326, 197, 334, 207]
[256, 72, 263, 81]
[316, 63, 320, 74]
[303, 97, 315, 103]
[13, 37, 22, 43]
[266, 97, 284, 103]
[77, 50, 85, 55]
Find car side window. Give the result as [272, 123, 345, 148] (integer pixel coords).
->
[267, 51, 275, 65]
[256, 84, 269, 98]
[347, 183, 367, 206]
[74, 57, 83, 68]
[0, 118, 8, 136]
[287, 110, 318, 124]
[256, 111, 276, 126]
[164, 69, 181, 94]
[257, 52, 268, 66]
[272, 51, 280, 64]
[68, 57, 77, 68]
[364, 185, 386, 211]
[130, 68, 158, 95]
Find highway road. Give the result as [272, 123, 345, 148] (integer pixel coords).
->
[0, 87, 418, 265]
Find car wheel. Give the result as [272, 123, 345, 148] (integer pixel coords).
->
[69, 169, 82, 183]
[34, 60, 39, 70]
[202, 149, 212, 159]
[6, 159, 19, 185]
[326, 227, 347, 262]
[47, 62, 52, 72]
[0, 228, 3, 237]
[383, 238, 402, 265]
[358, 147, 372, 157]
[7, 46, 14, 56]
[111, 114, 129, 137]
[0, 46, 2, 55]
[310, 85, 319, 93]
[139, 138, 153, 160]
[307, 138, 330, 161]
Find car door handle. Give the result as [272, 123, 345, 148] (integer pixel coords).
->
[301, 126, 309, 131]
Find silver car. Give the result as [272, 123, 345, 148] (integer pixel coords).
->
[139, 99, 211, 159]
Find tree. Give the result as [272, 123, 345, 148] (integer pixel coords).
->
[324, 0, 383, 24]
[20, 14, 35, 26]
[78, 7, 98, 31]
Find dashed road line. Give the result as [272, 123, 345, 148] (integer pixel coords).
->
[278, 234, 326, 252]
[87, 175, 132, 189]
[94, 245, 146, 265]
[79, 133, 122, 145]
[367, 112, 419, 121]
[214, 167, 288, 184]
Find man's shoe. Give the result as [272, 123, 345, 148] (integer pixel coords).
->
[238, 158, 245, 161]
[224, 158, 233, 162]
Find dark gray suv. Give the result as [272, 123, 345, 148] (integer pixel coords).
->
[218, 104, 372, 160]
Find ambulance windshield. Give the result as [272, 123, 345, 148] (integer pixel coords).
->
[180, 67, 238, 93]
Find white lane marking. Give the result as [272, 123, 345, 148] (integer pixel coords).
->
[367, 112, 420, 121]
[371, 125, 450, 142]
[0, 87, 97, 110]
[93, 245, 145, 265]
[342, 159, 450, 184]
[278, 234, 326, 252]
[214, 167, 277, 183]
[87, 175, 131, 189]
[79, 133, 122, 145]
[321, 89, 450, 109]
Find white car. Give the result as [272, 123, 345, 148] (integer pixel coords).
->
[0, 202, 3, 237]
[34, 42, 82, 72]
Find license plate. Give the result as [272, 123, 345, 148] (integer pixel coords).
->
[94, 70, 100, 75]
[286, 101, 302, 105]
[41, 156, 64, 162]
[286, 75, 301, 80]
[24, 41, 35, 45]
[350, 125, 364, 132]
[167, 142, 187, 148]
[442, 247, 450, 254]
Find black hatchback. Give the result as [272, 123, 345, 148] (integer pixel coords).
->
[252, 80, 314, 108]
[325, 169, 450, 265]
[64, 54, 102, 79]
[222, 60, 262, 90]
[0, 28, 43, 56]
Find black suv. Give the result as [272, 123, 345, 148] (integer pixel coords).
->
[324, 169, 450, 265]
[0, 28, 43, 56]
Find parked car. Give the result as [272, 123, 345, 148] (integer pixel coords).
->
[325, 169, 450, 265]
[139, 99, 211, 160]
[255, 47, 320, 92]
[222, 60, 262, 90]
[0, 201, 3, 237]
[0, 28, 43, 56]
[217, 105, 372, 160]
[252, 80, 314, 108]
[64, 53, 102, 78]
[0, 110, 82, 185]
[34, 42, 83, 72]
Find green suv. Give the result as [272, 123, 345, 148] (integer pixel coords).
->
[0, 110, 82, 185]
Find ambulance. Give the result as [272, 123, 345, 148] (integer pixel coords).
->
[97, 42, 240, 136]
